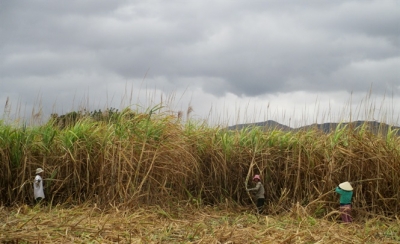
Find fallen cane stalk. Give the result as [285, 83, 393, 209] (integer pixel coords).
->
[245, 147, 257, 214]
[351, 178, 383, 184]
[18, 212, 40, 229]
[306, 187, 334, 208]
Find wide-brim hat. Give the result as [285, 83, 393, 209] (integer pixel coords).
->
[36, 168, 44, 174]
[253, 175, 261, 181]
[339, 181, 353, 191]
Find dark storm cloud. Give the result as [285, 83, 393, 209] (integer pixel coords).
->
[1, 0, 399, 112]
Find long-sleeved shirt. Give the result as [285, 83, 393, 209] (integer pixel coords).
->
[33, 175, 45, 200]
[248, 182, 265, 199]
[335, 187, 352, 204]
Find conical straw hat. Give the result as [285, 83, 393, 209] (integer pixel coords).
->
[339, 181, 353, 191]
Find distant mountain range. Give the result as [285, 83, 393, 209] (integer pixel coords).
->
[227, 120, 400, 136]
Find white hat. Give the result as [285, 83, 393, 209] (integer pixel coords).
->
[339, 181, 353, 191]
[36, 168, 44, 174]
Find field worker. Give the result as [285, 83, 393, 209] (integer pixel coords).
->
[33, 168, 45, 204]
[335, 181, 353, 223]
[246, 174, 265, 214]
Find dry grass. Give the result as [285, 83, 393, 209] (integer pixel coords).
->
[1, 204, 399, 243]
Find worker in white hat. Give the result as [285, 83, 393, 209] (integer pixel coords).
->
[335, 181, 353, 223]
[33, 168, 45, 204]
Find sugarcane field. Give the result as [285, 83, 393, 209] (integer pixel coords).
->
[1, 107, 400, 243]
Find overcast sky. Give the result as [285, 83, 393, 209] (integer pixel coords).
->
[1, 0, 399, 127]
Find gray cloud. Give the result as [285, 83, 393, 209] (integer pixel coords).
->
[1, 0, 399, 124]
